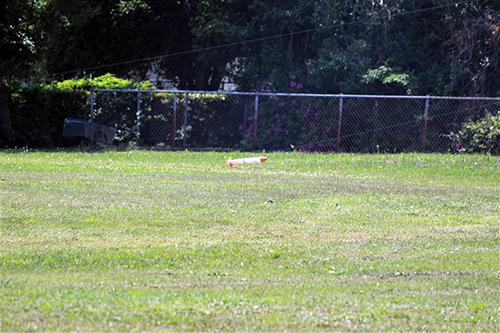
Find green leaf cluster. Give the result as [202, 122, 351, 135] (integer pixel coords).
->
[53, 74, 147, 91]
[449, 112, 500, 155]
[363, 66, 412, 95]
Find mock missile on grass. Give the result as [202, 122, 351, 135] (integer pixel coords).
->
[225, 156, 267, 167]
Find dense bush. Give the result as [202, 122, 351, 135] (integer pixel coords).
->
[9, 74, 243, 148]
[109, 92, 245, 148]
[10, 86, 88, 147]
[10, 74, 150, 147]
[182, 94, 245, 148]
[449, 112, 500, 155]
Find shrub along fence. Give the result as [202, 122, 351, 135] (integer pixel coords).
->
[9, 87, 89, 148]
[90, 89, 500, 153]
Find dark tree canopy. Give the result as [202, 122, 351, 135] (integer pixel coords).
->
[0, 0, 39, 145]
[2, 0, 500, 96]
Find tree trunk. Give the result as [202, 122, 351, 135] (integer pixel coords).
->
[0, 78, 16, 145]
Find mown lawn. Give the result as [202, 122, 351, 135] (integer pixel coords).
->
[0, 150, 499, 331]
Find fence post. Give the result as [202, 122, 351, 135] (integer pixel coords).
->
[336, 94, 343, 153]
[422, 96, 429, 153]
[172, 93, 177, 149]
[252, 94, 259, 151]
[90, 90, 94, 145]
[136, 92, 141, 145]
[243, 98, 248, 131]
[183, 93, 189, 148]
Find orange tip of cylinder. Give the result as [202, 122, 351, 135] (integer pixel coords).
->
[260, 157, 267, 163]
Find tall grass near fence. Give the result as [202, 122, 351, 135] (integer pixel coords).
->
[1, 150, 499, 331]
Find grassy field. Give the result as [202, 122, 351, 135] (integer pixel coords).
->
[0, 149, 499, 332]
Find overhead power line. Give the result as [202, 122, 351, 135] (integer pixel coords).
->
[47, 1, 473, 77]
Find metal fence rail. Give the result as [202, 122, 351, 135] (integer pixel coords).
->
[90, 89, 500, 153]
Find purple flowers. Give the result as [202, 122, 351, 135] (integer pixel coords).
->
[290, 75, 302, 89]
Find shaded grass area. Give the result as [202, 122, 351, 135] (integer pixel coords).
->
[1, 150, 499, 331]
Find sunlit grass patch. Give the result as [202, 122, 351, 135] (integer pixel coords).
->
[0, 149, 499, 331]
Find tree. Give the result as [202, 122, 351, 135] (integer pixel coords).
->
[230, 0, 319, 92]
[158, 0, 256, 90]
[37, 0, 500, 96]
[230, 0, 500, 96]
[0, 0, 38, 146]
[39, 0, 255, 91]
[39, 0, 179, 79]
[443, 1, 500, 96]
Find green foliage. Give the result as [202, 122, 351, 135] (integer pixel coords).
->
[449, 112, 500, 155]
[243, 95, 337, 152]
[182, 94, 245, 148]
[9, 74, 153, 147]
[443, 3, 500, 96]
[6, 1, 500, 150]
[0, 0, 39, 79]
[232, 0, 318, 93]
[363, 66, 413, 95]
[5, 0, 500, 97]
[39, 0, 172, 79]
[54, 73, 147, 91]
[10, 86, 88, 147]
[90, 89, 247, 147]
[229, 0, 500, 96]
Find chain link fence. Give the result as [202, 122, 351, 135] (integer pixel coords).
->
[90, 89, 500, 153]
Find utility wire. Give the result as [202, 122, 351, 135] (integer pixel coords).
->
[47, 1, 473, 77]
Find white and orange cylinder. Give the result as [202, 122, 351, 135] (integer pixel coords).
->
[225, 156, 267, 167]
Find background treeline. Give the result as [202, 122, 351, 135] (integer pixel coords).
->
[1, 0, 500, 148]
